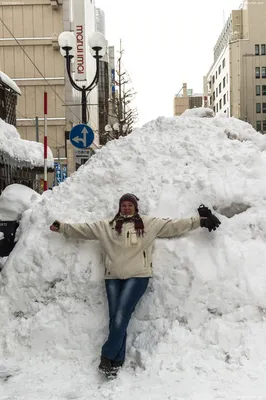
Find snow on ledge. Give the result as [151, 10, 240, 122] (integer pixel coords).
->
[0, 118, 54, 169]
[0, 71, 21, 95]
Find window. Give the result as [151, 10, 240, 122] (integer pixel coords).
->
[256, 85, 261, 96]
[212, 76, 215, 84]
[262, 44, 266, 55]
[216, 87, 218, 97]
[223, 93, 226, 105]
[213, 91, 215, 100]
[216, 104, 219, 112]
[223, 77, 226, 88]
[263, 85, 266, 95]
[255, 44, 260, 55]
[263, 103, 266, 113]
[219, 65, 221, 75]
[219, 83, 221, 93]
[257, 121, 262, 131]
[216, 71, 218, 79]
[262, 67, 266, 78]
[263, 120, 266, 131]
[213, 106, 215, 113]
[210, 95, 212, 104]
[256, 103, 261, 113]
[256, 67, 260, 78]
[222, 58, 225, 68]
[219, 99, 222, 109]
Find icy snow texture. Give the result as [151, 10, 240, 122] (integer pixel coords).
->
[0, 118, 54, 169]
[1, 109, 266, 399]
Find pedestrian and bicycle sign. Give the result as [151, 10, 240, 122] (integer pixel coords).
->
[70, 124, 94, 149]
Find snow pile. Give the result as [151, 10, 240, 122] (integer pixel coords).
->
[0, 184, 41, 221]
[1, 111, 266, 399]
[0, 118, 54, 169]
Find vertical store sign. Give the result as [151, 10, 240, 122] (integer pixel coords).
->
[111, 69, 115, 93]
[73, 0, 87, 81]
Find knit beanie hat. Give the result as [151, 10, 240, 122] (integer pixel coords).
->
[119, 193, 139, 212]
[109, 193, 144, 236]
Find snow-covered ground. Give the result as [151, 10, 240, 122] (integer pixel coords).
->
[1, 108, 266, 399]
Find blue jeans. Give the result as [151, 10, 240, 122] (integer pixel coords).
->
[101, 277, 149, 362]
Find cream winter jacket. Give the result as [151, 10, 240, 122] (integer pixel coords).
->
[58, 215, 201, 280]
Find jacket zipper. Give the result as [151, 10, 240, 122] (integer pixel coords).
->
[143, 250, 146, 267]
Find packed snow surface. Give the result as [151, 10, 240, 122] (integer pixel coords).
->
[1, 108, 266, 399]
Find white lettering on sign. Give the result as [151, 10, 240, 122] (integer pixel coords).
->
[76, 25, 84, 74]
[73, 0, 87, 81]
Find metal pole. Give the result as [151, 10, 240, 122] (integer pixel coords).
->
[35, 116, 39, 142]
[44, 92, 48, 191]
[81, 88, 87, 124]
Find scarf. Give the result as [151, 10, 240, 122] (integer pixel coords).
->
[109, 213, 145, 236]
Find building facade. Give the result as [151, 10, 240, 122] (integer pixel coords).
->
[204, 1, 266, 132]
[0, 0, 101, 183]
[173, 83, 203, 116]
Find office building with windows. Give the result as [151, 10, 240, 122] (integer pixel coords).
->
[204, 0, 266, 133]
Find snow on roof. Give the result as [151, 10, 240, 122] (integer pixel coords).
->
[0, 70, 21, 95]
[2, 111, 266, 398]
[0, 118, 54, 169]
[181, 106, 214, 118]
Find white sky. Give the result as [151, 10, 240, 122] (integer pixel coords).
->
[95, 0, 242, 125]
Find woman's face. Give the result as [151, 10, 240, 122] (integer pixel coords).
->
[120, 201, 135, 216]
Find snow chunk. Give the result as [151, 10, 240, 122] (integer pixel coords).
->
[181, 107, 214, 118]
[0, 184, 41, 221]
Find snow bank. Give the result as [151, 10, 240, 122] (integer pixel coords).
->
[1, 111, 266, 399]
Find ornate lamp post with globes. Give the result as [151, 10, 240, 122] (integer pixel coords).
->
[58, 31, 106, 124]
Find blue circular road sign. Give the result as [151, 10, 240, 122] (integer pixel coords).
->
[69, 124, 94, 149]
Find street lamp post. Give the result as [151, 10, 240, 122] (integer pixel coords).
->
[58, 31, 106, 125]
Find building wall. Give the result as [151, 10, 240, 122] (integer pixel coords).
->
[238, 1, 266, 130]
[206, 2, 266, 133]
[0, 0, 73, 185]
[0, 0, 101, 182]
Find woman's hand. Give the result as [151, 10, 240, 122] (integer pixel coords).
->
[50, 220, 60, 232]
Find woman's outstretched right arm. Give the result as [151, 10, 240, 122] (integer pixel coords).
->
[50, 220, 100, 240]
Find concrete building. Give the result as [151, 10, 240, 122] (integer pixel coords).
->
[204, 1, 266, 132]
[173, 83, 203, 116]
[0, 0, 101, 183]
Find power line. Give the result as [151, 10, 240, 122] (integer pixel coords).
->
[16, 109, 66, 150]
[0, 17, 82, 123]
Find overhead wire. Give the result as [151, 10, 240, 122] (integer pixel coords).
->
[0, 17, 82, 124]
[15, 109, 66, 151]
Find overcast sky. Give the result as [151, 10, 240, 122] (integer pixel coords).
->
[95, 0, 242, 125]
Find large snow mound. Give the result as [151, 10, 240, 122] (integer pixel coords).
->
[1, 112, 266, 399]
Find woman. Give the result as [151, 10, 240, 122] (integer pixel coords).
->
[50, 193, 220, 377]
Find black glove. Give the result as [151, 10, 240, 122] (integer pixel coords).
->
[198, 205, 221, 232]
